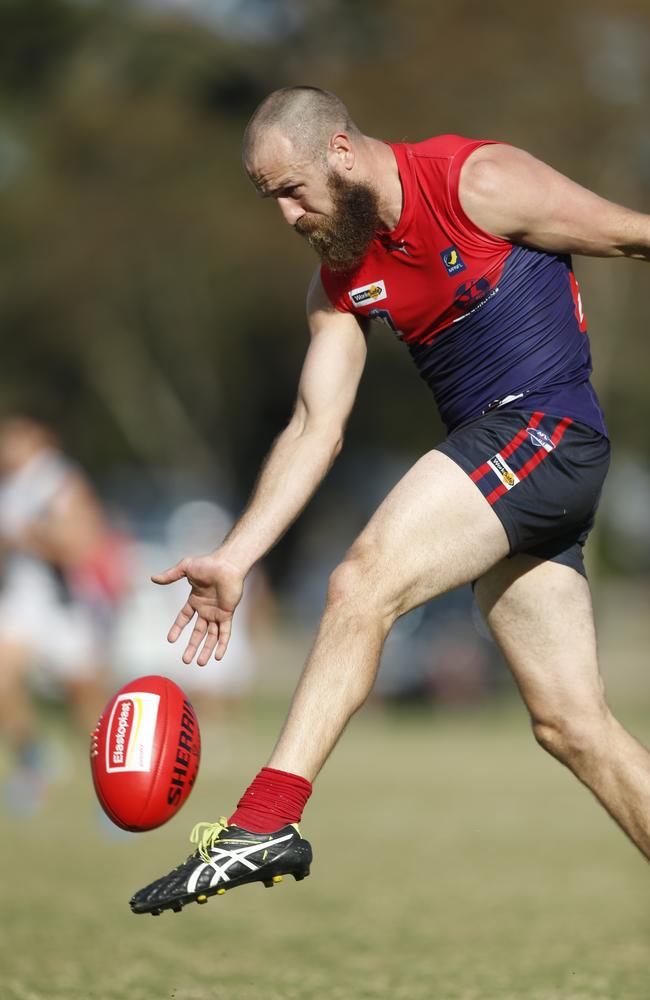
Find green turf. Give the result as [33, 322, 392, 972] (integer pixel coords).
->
[1, 698, 648, 1000]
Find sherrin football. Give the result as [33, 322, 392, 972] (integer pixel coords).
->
[90, 675, 201, 831]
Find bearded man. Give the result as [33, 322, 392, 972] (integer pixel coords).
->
[131, 86, 650, 915]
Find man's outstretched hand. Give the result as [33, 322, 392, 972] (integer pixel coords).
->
[152, 554, 245, 666]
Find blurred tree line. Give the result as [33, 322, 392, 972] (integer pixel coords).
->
[0, 0, 649, 566]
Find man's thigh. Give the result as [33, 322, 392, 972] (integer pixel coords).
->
[474, 554, 605, 717]
[343, 450, 509, 615]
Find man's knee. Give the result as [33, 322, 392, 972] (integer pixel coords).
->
[532, 701, 611, 764]
[326, 544, 396, 623]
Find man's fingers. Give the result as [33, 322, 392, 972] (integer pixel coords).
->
[152, 562, 187, 586]
[197, 622, 220, 667]
[214, 619, 232, 661]
[182, 617, 208, 664]
[167, 602, 195, 643]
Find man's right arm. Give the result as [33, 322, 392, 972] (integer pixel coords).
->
[219, 271, 368, 575]
[153, 271, 367, 665]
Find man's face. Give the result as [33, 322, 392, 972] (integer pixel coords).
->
[246, 130, 381, 272]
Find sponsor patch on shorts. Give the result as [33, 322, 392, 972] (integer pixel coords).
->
[487, 452, 519, 489]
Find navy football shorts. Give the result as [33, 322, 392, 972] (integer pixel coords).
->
[436, 409, 611, 577]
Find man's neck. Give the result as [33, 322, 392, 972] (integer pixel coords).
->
[361, 136, 403, 231]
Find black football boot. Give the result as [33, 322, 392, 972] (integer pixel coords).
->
[130, 817, 312, 915]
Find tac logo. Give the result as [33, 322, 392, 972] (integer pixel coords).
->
[487, 453, 520, 490]
[106, 692, 160, 773]
[527, 427, 555, 452]
[440, 246, 466, 276]
[349, 280, 387, 307]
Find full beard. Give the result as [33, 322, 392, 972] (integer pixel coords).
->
[294, 171, 382, 272]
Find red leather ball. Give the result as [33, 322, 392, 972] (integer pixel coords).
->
[90, 675, 201, 831]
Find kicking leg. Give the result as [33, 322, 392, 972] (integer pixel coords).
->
[474, 555, 650, 860]
[131, 450, 511, 914]
[268, 449, 510, 780]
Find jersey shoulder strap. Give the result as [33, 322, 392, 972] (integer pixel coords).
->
[396, 135, 506, 250]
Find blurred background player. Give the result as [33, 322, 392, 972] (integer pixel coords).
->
[0, 409, 128, 814]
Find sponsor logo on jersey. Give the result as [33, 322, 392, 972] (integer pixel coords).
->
[106, 692, 160, 772]
[487, 452, 520, 490]
[440, 246, 466, 276]
[348, 280, 387, 307]
[527, 427, 555, 452]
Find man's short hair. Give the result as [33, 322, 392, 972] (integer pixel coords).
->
[243, 86, 361, 164]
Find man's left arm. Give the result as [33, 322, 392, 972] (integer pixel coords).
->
[459, 143, 650, 260]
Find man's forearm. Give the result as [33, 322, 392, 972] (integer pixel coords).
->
[219, 420, 342, 573]
[604, 206, 650, 261]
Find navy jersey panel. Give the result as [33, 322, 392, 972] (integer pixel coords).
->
[408, 245, 607, 436]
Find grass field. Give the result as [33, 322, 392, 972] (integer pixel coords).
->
[1, 687, 648, 1000]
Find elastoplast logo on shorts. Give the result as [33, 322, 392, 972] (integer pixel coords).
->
[487, 452, 520, 489]
[106, 692, 160, 773]
[348, 279, 387, 307]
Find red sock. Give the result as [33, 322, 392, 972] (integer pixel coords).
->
[229, 767, 312, 833]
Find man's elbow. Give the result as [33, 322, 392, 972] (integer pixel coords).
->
[286, 411, 345, 456]
[312, 422, 346, 460]
[332, 432, 345, 459]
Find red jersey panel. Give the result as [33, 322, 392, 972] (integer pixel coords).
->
[320, 136, 510, 342]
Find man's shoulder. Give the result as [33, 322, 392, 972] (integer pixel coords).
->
[397, 134, 485, 160]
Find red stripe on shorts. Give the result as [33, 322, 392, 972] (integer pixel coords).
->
[484, 416, 573, 506]
[469, 411, 544, 483]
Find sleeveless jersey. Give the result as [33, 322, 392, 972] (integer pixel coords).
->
[320, 135, 607, 437]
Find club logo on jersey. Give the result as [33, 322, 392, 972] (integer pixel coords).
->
[527, 427, 555, 452]
[487, 452, 519, 489]
[368, 307, 404, 340]
[455, 277, 490, 308]
[440, 246, 466, 276]
[348, 280, 387, 307]
[106, 692, 160, 772]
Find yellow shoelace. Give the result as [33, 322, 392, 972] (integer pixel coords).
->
[190, 817, 229, 863]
